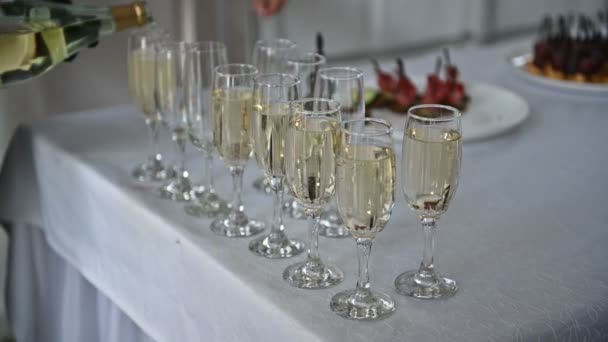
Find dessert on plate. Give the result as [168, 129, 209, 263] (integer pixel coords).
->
[527, 12, 608, 84]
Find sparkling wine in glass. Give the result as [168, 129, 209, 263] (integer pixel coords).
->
[282, 51, 327, 220]
[156, 41, 194, 201]
[127, 29, 171, 182]
[210, 64, 265, 237]
[283, 98, 344, 289]
[314, 66, 365, 238]
[184, 41, 229, 217]
[248, 73, 305, 258]
[330, 118, 396, 320]
[250, 38, 297, 194]
[395, 104, 462, 299]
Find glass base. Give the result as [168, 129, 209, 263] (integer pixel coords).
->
[252, 176, 273, 194]
[159, 175, 193, 202]
[282, 198, 307, 220]
[319, 209, 350, 238]
[132, 158, 171, 182]
[185, 190, 229, 218]
[210, 217, 265, 238]
[330, 288, 396, 320]
[248, 235, 305, 259]
[394, 270, 458, 299]
[283, 258, 344, 289]
[189, 184, 207, 197]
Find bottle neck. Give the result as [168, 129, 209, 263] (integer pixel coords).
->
[110, 2, 150, 32]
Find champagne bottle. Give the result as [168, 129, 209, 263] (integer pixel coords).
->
[0, 1, 151, 87]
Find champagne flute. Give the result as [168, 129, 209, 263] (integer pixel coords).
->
[395, 104, 462, 299]
[315, 66, 365, 238]
[210, 64, 265, 237]
[251, 38, 297, 194]
[184, 41, 229, 217]
[283, 98, 344, 289]
[283, 51, 327, 220]
[127, 30, 171, 182]
[248, 73, 305, 258]
[330, 118, 396, 320]
[157, 42, 194, 201]
[252, 38, 297, 73]
[140, 25, 177, 180]
[286, 51, 326, 97]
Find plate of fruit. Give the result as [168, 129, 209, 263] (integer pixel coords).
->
[508, 13, 608, 94]
[366, 50, 530, 142]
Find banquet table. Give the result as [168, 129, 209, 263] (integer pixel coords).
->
[2, 38, 608, 342]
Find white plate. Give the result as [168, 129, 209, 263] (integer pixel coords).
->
[507, 49, 608, 95]
[368, 77, 530, 142]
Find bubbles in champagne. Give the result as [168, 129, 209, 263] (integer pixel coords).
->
[336, 144, 396, 239]
[250, 102, 290, 178]
[212, 88, 253, 168]
[402, 127, 461, 218]
[285, 117, 338, 211]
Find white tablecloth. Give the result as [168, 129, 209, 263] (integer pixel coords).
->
[6, 223, 155, 342]
[2, 39, 608, 342]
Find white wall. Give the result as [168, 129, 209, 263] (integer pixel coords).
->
[260, 0, 607, 58]
[260, 0, 471, 58]
[492, 0, 606, 36]
[270, 0, 470, 57]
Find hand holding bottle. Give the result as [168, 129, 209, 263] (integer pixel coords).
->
[0, 1, 150, 87]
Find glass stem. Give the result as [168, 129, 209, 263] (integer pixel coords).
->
[355, 238, 372, 294]
[146, 118, 161, 161]
[173, 133, 187, 177]
[203, 152, 214, 191]
[306, 211, 322, 265]
[229, 167, 244, 216]
[269, 177, 286, 243]
[419, 217, 437, 277]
